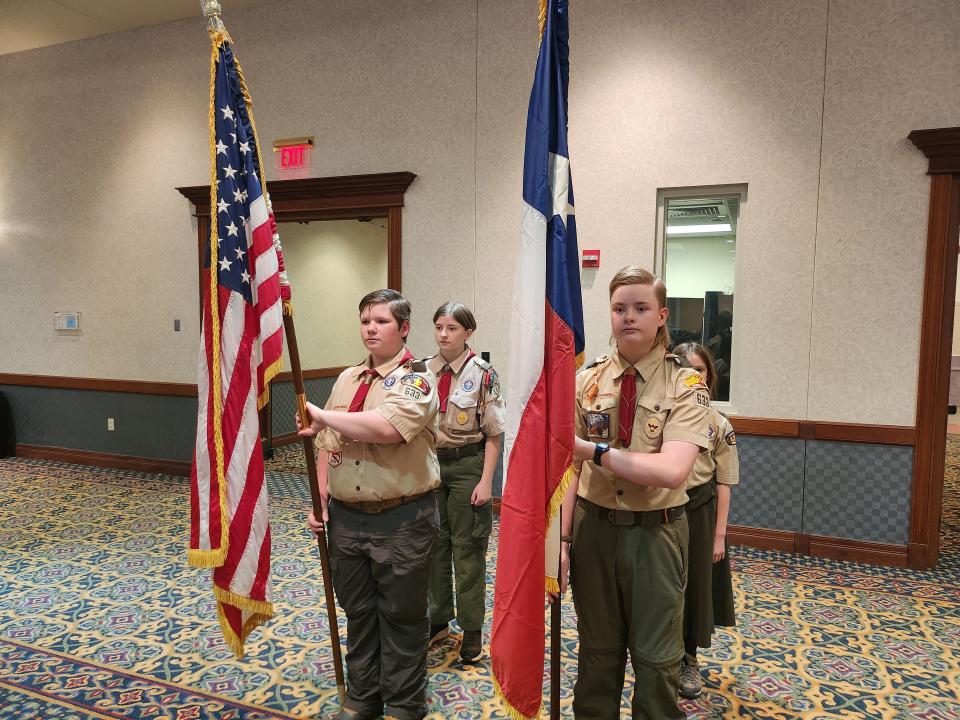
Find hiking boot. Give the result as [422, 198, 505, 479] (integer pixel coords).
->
[460, 629, 484, 663]
[429, 622, 450, 646]
[678, 654, 702, 698]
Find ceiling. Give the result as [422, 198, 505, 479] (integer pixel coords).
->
[0, 0, 277, 56]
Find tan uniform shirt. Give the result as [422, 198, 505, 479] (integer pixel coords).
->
[425, 347, 506, 449]
[686, 408, 740, 489]
[316, 346, 440, 502]
[575, 347, 712, 511]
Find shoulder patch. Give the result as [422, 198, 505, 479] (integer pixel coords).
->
[401, 373, 431, 395]
[484, 369, 501, 399]
[408, 360, 428, 373]
[684, 372, 709, 391]
[695, 391, 710, 408]
[725, 430, 737, 446]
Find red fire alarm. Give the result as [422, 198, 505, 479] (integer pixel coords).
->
[582, 249, 600, 268]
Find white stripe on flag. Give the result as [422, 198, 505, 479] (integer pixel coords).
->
[219, 292, 246, 398]
[503, 201, 548, 488]
[249, 195, 269, 233]
[194, 322, 211, 551]
[226, 375, 260, 516]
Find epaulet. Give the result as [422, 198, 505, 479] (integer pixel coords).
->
[421, 353, 437, 364]
[408, 360, 428, 373]
[717, 409, 729, 419]
[352, 359, 367, 368]
[666, 352, 691, 368]
[583, 354, 609, 370]
[473, 357, 492, 372]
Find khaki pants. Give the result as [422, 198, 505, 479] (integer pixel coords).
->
[327, 494, 438, 720]
[428, 454, 492, 631]
[570, 501, 689, 720]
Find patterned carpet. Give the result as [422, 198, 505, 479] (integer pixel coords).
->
[0, 440, 957, 719]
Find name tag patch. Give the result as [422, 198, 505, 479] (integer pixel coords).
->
[586, 411, 610, 440]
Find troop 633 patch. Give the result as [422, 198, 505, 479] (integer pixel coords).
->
[400, 373, 432, 400]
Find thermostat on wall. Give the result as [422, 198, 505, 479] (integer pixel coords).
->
[54, 312, 81, 332]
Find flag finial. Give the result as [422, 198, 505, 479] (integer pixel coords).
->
[201, 0, 227, 34]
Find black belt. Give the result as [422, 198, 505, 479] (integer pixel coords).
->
[436, 442, 484, 461]
[578, 497, 685, 526]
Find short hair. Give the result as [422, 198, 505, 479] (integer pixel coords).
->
[608, 265, 670, 347]
[358, 289, 411, 331]
[672, 342, 717, 399]
[432, 301, 477, 332]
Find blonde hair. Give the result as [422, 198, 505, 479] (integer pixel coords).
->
[608, 266, 671, 347]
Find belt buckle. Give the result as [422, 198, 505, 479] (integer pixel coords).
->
[368, 500, 386, 513]
[609, 509, 634, 526]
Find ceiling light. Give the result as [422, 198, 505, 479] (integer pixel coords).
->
[666, 224, 732, 235]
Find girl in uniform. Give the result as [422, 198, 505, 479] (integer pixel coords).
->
[557, 266, 713, 719]
[425, 302, 505, 664]
[671, 342, 739, 699]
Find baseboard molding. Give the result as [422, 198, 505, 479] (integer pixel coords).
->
[727, 523, 909, 568]
[727, 525, 796, 552]
[15, 444, 190, 477]
[271, 432, 300, 448]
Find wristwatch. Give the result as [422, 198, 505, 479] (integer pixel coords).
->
[593, 442, 610, 466]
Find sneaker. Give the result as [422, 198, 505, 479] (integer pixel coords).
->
[460, 629, 484, 663]
[678, 654, 702, 698]
[429, 622, 450, 645]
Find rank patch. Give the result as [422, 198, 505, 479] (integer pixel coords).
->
[462, 379, 475, 392]
[400, 374, 431, 394]
[456, 411, 469, 425]
[645, 416, 663, 439]
[383, 375, 397, 388]
[328, 451, 342, 467]
[725, 430, 737, 446]
[585, 411, 610, 440]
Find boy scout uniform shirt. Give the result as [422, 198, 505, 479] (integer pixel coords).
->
[425, 347, 506, 449]
[686, 408, 740, 490]
[575, 347, 712, 511]
[316, 346, 440, 502]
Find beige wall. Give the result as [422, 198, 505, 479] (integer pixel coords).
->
[277, 219, 389, 370]
[1, 0, 958, 425]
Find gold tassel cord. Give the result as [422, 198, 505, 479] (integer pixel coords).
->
[538, 0, 548, 41]
[493, 672, 541, 720]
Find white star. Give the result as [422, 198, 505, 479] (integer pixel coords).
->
[226, 221, 238, 237]
[241, 270, 251, 284]
[240, 216, 249, 226]
[220, 105, 235, 121]
[217, 198, 229, 214]
[215, 139, 228, 155]
[548, 152, 574, 228]
[218, 257, 232, 271]
[239, 141, 250, 154]
[223, 164, 237, 180]
[240, 190, 248, 202]
[234, 247, 246, 260]
[217, 236, 222, 247]
[233, 188, 243, 203]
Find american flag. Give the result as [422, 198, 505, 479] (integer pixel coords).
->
[188, 37, 287, 658]
[490, 0, 584, 716]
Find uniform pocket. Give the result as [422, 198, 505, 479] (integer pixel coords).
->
[446, 395, 480, 433]
[472, 501, 492, 541]
[635, 396, 673, 449]
[583, 395, 617, 441]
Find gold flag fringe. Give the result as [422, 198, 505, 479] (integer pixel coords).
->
[494, 670, 541, 720]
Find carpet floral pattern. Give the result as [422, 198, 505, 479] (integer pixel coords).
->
[0, 439, 957, 718]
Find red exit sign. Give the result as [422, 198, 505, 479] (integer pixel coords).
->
[273, 137, 314, 172]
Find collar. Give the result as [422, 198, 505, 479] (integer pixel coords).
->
[611, 345, 665, 383]
[368, 346, 414, 378]
[427, 345, 474, 374]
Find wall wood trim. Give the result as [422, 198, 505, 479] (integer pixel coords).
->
[15, 444, 190, 476]
[274, 367, 347, 383]
[907, 127, 960, 570]
[726, 525, 796, 552]
[726, 525, 908, 568]
[0, 373, 197, 397]
[727, 417, 914, 445]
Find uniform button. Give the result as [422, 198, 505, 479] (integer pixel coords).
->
[655, 404, 660, 411]
[595, 405, 600, 410]
[617, 489, 624, 496]
[355, 460, 360, 466]
[356, 485, 361, 491]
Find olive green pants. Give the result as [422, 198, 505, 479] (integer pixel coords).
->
[570, 501, 689, 720]
[428, 454, 492, 632]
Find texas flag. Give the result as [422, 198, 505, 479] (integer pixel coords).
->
[490, 0, 585, 717]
